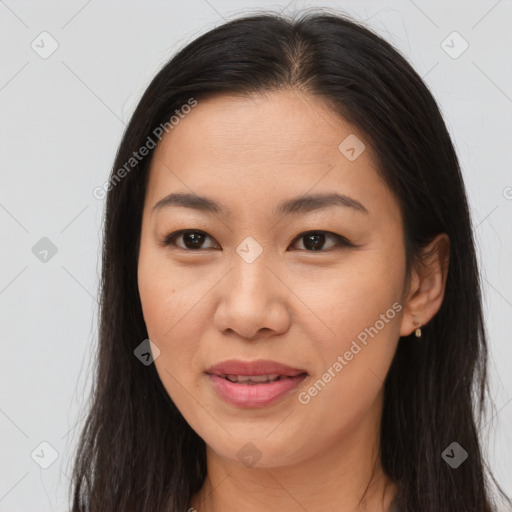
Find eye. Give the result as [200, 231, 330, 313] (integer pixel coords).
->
[161, 229, 353, 252]
[161, 230, 219, 251]
[289, 231, 354, 252]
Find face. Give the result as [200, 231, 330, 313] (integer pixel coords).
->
[137, 90, 409, 468]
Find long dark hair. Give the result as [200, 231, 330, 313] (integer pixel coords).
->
[69, 8, 510, 511]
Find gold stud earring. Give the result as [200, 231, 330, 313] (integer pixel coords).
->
[413, 321, 422, 338]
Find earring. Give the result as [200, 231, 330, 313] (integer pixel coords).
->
[413, 321, 422, 338]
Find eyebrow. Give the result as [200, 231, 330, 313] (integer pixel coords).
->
[152, 192, 368, 217]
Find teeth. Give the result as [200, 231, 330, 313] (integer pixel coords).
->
[225, 374, 282, 384]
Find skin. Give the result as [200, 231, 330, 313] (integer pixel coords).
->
[137, 89, 450, 512]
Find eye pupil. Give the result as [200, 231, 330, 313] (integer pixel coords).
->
[183, 232, 205, 249]
[304, 233, 326, 251]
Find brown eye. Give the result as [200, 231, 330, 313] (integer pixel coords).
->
[162, 230, 219, 250]
[161, 229, 353, 252]
[290, 231, 353, 251]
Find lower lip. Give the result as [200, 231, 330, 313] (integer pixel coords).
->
[208, 374, 307, 408]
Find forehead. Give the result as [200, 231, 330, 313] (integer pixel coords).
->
[145, 90, 398, 220]
[153, 91, 365, 163]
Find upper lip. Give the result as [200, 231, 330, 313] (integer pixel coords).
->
[206, 359, 307, 377]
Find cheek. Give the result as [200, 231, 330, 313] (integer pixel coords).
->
[293, 246, 404, 413]
[138, 275, 201, 365]
[297, 246, 404, 346]
[138, 246, 189, 374]
[137, 245, 215, 411]
[138, 261, 204, 424]
[137, 240, 207, 340]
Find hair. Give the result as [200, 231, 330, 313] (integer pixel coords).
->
[69, 8, 511, 512]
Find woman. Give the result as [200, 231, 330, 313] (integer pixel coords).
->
[70, 9, 511, 512]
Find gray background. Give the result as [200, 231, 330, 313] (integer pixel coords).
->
[0, 1, 511, 510]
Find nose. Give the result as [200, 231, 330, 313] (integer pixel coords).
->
[213, 253, 291, 341]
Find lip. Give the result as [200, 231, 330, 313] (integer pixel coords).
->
[206, 359, 307, 377]
[206, 359, 308, 408]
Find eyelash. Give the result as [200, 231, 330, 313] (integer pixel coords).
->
[160, 229, 355, 252]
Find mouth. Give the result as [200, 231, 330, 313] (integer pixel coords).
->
[205, 359, 308, 408]
[220, 374, 297, 384]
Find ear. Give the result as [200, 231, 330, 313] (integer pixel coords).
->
[399, 233, 450, 337]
